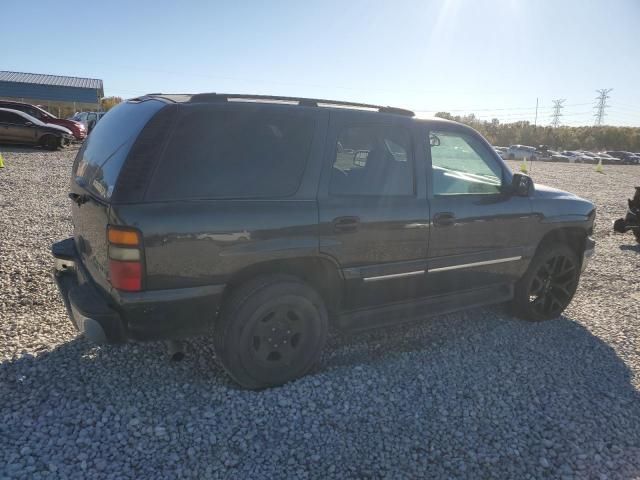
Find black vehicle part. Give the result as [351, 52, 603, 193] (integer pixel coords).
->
[214, 274, 328, 389]
[613, 187, 640, 243]
[41, 134, 59, 151]
[146, 92, 416, 117]
[512, 244, 580, 321]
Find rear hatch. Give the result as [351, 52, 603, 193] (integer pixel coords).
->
[70, 99, 167, 291]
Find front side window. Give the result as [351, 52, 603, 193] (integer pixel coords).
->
[330, 125, 413, 196]
[429, 130, 503, 195]
[5, 112, 28, 125]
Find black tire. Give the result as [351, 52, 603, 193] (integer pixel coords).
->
[214, 275, 328, 389]
[41, 135, 60, 151]
[512, 244, 581, 321]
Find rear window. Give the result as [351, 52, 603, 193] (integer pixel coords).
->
[73, 99, 166, 199]
[146, 106, 315, 200]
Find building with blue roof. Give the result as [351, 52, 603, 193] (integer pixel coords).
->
[0, 71, 104, 117]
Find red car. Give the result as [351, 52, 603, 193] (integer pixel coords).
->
[0, 100, 86, 141]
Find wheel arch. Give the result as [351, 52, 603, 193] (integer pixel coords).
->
[535, 227, 587, 259]
[221, 256, 344, 317]
[39, 133, 59, 149]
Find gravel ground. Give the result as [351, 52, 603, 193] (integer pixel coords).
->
[0, 148, 639, 479]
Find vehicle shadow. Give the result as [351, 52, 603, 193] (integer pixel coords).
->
[0, 144, 80, 154]
[0, 145, 44, 154]
[1, 309, 638, 477]
[619, 243, 640, 252]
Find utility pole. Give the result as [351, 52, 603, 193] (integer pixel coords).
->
[551, 99, 565, 127]
[594, 88, 613, 126]
[534, 97, 539, 127]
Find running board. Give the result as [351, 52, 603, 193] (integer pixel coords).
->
[336, 283, 513, 331]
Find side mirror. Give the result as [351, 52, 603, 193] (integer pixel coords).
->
[511, 173, 534, 197]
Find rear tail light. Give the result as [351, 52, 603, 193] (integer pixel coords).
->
[107, 226, 143, 291]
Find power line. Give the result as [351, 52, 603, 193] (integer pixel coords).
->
[550, 99, 566, 127]
[594, 88, 613, 126]
[413, 102, 592, 114]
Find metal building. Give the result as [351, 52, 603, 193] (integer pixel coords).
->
[0, 71, 104, 115]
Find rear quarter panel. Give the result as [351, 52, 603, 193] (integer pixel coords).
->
[111, 106, 329, 290]
[113, 200, 320, 289]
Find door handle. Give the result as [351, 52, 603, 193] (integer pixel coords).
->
[333, 216, 359, 232]
[433, 212, 456, 227]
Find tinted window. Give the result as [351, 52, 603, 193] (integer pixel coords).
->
[330, 125, 413, 196]
[19, 106, 43, 119]
[74, 99, 166, 199]
[430, 130, 503, 195]
[1, 112, 27, 124]
[147, 107, 315, 200]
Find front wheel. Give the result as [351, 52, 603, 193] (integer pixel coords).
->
[214, 275, 328, 389]
[512, 244, 581, 321]
[41, 135, 60, 151]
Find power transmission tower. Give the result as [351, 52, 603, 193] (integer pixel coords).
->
[550, 99, 565, 127]
[594, 88, 613, 126]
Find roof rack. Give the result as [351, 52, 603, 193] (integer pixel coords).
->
[186, 93, 415, 117]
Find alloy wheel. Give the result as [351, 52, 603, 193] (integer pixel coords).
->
[528, 254, 578, 317]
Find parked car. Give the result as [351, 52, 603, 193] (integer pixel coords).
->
[0, 100, 86, 141]
[561, 151, 591, 163]
[51, 93, 596, 389]
[594, 152, 620, 164]
[0, 108, 73, 150]
[493, 146, 509, 160]
[70, 111, 105, 133]
[605, 151, 640, 165]
[578, 151, 602, 164]
[507, 144, 538, 160]
[545, 150, 570, 162]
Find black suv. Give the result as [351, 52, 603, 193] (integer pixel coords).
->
[52, 93, 596, 389]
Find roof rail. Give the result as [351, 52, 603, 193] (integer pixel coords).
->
[187, 93, 415, 117]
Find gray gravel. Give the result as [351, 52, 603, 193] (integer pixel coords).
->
[1, 148, 639, 479]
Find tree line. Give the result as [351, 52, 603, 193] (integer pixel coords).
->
[435, 112, 640, 152]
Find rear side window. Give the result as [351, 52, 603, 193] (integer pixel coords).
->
[147, 107, 315, 200]
[73, 100, 166, 199]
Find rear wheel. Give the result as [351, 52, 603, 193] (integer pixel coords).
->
[513, 244, 581, 321]
[214, 275, 328, 389]
[41, 135, 60, 151]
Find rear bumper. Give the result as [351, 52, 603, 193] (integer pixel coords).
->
[51, 238, 225, 344]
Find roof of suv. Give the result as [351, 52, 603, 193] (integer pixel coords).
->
[132, 92, 417, 117]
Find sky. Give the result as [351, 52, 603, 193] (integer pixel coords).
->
[3, 0, 640, 126]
